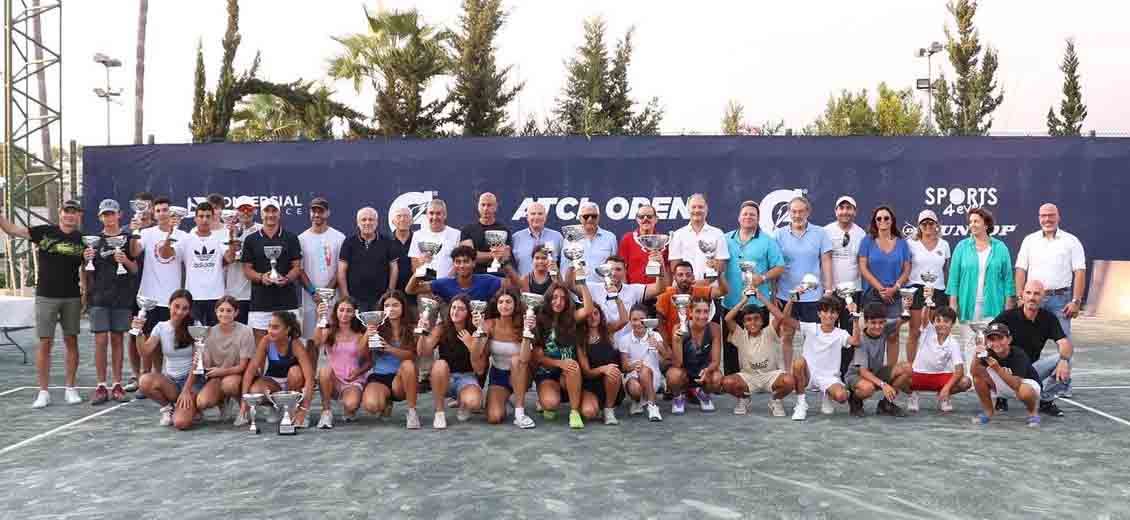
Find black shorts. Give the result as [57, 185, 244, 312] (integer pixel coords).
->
[909, 285, 949, 311]
[142, 306, 171, 336]
[534, 367, 563, 386]
[583, 376, 625, 406]
[777, 298, 820, 323]
[191, 300, 219, 327]
[235, 300, 251, 325]
[836, 291, 863, 331]
[366, 372, 405, 401]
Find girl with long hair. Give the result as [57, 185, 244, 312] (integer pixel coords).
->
[578, 302, 625, 425]
[198, 296, 255, 424]
[361, 290, 420, 429]
[134, 289, 202, 430]
[533, 282, 594, 429]
[243, 310, 315, 428]
[417, 294, 487, 429]
[483, 288, 537, 429]
[314, 296, 370, 429]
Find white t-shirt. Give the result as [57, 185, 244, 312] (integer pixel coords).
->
[586, 281, 645, 341]
[730, 324, 783, 376]
[152, 320, 194, 380]
[298, 227, 346, 340]
[182, 229, 228, 301]
[668, 222, 730, 281]
[908, 238, 951, 288]
[616, 329, 662, 380]
[139, 226, 189, 307]
[1014, 229, 1086, 291]
[823, 222, 866, 288]
[912, 323, 964, 374]
[799, 321, 849, 378]
[408, 226, 462, 279]
[225, 222, 262, 301]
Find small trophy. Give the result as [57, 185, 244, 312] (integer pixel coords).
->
[790, 273, 820, 299]
[129, 296, 159, 336]
[268, 391, 304, 435]
[357, 311, 387, 351]
[167, 206, 189, 242]
[673, 294, 692, 336]
[920, 272, 938, 307]
[543, 243, 558, 278]
[416, 297, 440, 335]
[637, 234, 670, 277]
[562, 225, 587, 282]
[595, 263, 619, 300]
[470, 300, 488, 338]
[129, 199, 150, 238]
[697, 239, 718, 280]
[415, 240, 443, 280]
[241, 393, 265, 434]
[316, 288, 337, 328]
[642, 318, 659, 353]
[899, 287, 918, 319]
[484, 230, 508, 273]
[263, 245, 283, 283]
[104, 235, 129, 275]
[82, 236, 102, 271]
[188, 325, 209, 376]
[834, 281, 858, 306]
[969, 320, 991, 358]
[221, 209, 243, 260]
[520, 292, 544, 340]
[739, 261, 760, 297]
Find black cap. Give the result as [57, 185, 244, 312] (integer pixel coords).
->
[62, 199, 83, 211]
[310, 197, 329, 210]
[985, 322, 1010, 338]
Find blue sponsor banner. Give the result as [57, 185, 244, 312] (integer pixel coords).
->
[83, 136, 1130, 261]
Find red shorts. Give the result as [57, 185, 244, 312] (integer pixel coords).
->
[911, 372, 952, 392]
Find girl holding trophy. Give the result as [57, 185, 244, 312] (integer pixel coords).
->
[242, 311, 315, 429]
[360, 290, 421, 429]
[133, 289, 203, 430]
[417, 295, 486, 429]
[314, 297, 369, 429]
[482, 288, 537, 429]
[532, 282, 594, 429]
[197, 297, 255, 423]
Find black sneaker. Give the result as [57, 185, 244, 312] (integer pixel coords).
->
[995, 397, 1008, 412]
[1039, 401, 1065, 417]
[848, 396, 865, 417]
[877, 399, 908, 418]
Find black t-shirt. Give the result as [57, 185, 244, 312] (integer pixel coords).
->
[989, 345, 1042, 386]
[389, 232, 414, 297]
[460, 221, 514, 276]
[338, 234, 400, 304]
[438, 336, 474, 374]
[89, 231, 138, 309]
[29, 225, 83, 298]
[241, 227, 303, 312]
[991, 308, 1066, 362]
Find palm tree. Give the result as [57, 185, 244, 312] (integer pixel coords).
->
[134, 0, 148, 144]
[228, 84, 339, 142]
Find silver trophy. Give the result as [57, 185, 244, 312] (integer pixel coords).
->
[484, 230, 508, 273]
[920, 272, 938, 307]
[129, 296, 159, 336]
[129, 199, 150, 238]
[790, 273, 820, 299]
[543, 243, 558, 278]
[268, 391, 304, 435]
[104, 235, 129, 275]
[415, 240, 443, 280]
[595, 263, 619, 300]
[637, 234, 670, 277]
[899, 287, 918, 319]
[241, 393, 265, 434]
[167, 206, 189, 242]
[470, 300, 488, 338]
[562, 225, 587, 282]
[520, 292, 544, 340]
[221, 209, 243, 260]
[416, 297, 440, 335]
[697, 239, 719, 280]
[82, 236, 102, 271]
[263, 245, 283, 283]
[357, 311, 387, 351]
[739, 261, 760, 297]
[188, 325, 209, 376]
[834, 281, 858, 306]
[642, 318, 659, 353]
[316, 288, 337, 328]
[673, 294, 692, 336]
[969, 320, 991, 359]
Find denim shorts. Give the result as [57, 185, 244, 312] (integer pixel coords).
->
[488, 366, 512, 393]
[90, 306, 132, 333]
[447, 372, 481, 398]
[172, 373, 205, 394]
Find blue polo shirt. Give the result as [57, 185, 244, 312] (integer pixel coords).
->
[722, 228, 785, 309]
[430, 274, 502, 302]
[775, 223, 834, 302]
[511, 227, 564, 278]
[559, 228, 618, 284]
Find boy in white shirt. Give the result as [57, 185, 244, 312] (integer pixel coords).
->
[896, 303, 971, 413]
[778, 294, 860, 420]
[720, 291, 799, 417]
[182, 202, 236, 325]
[616, 304, 669, 422]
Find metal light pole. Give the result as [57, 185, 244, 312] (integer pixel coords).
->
[93, 53, 122, 145]
[915, 42, 944, 131]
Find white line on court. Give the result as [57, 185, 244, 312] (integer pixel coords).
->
[0, 386, 98, 397]
[742, 468, 941, 520]
[0, 401, 132, 457]
[1059, 398, 1130, 427]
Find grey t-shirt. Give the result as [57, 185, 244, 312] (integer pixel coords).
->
[846, 319, 899, 380]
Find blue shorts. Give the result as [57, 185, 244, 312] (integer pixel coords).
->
[447, 372, 481, 399]
[778, 298, 820, 323]
[488, 366, 512, 393]
[172, 374, 205, 394]
[534, 367, 562, 385]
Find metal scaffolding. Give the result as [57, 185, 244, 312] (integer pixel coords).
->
[3, 0, 63, 291]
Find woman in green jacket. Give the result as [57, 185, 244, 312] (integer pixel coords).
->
[946, 207, 1015, 325]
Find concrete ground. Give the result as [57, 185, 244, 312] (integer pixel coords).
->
[1, 317, 1129, 519]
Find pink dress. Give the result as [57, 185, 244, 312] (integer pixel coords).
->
[328, 336, 364, 393]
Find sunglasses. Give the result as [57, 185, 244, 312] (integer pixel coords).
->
[841, 233, 850, 247]
[580, 214, 598, 220]
[637, 214, 656, 220]
[875, 215, 892, 222]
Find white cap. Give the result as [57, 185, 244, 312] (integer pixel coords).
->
[260, 197, 281, 210]
[917, 209, 939, 224]
[835, 195, 857, 208]
[234, 196, 257, 209]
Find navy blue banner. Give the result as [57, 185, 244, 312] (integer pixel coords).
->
[83, 136, 1130, 262]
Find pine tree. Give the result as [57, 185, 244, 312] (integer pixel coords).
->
[932, 0, 1003, 136]
[448, 0, 523, 136]
[721, 100, 745, 135]
[1047, 38, 1087, 137]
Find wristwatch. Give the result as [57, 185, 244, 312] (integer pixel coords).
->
[1071, 298, 1081, 305]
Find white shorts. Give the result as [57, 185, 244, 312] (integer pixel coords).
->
[623, 369, 665, 394]
[806, 372, 843, 393]
[737, 370, 785, 394]
[987, 369, 1041, 400]
[248, 309, 301, 332]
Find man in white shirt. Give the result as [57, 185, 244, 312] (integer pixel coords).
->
[298, 197, 346, 343]
[182, 202, 235, 325]
[571, 254, 667, 342]
[823, 196, 867, 326]
[1014, 203, 1085, 338]
[408, 198, 462, 281]
[130, 196, 189, 383]
[668, 193, 730, 282]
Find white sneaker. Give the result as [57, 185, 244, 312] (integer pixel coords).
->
[733, 397, 750, 415]
[513, 413, 536, 429]
[433, 411, 447, 429]
[907, 392, 920, 413]
[647, 403, 663, 422]
[31, 390, 50, 409]
[64, 387, 82, 405]
[769, 399, 786, 417]
[792, 400, 809, 421]
[265, 408, 280, 424]
[603, 408, 619, 425]
[317, 410, 334, 429]
[159, 405, 173, 426]
[939, 398, 953, 413]
[445, 397, 458, 409]
[233, 409, 249, 427]
[456, 407, 471, 422]
[406, 408, 421, 429]
[629, 400, 644, 416]
[820, 392, 834, 415]
[694, 388, 716, 412]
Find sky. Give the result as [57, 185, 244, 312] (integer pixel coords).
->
[13, 0, 1130, 147]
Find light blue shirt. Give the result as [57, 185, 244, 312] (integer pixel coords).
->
[722, 228, 785, 309]
[560, 228, 618, 284]
[775, 223, 834, 302]
[512, 227, 563, 278]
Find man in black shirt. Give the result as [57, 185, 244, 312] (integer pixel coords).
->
[971, 322, 1042, 428]
[460, 192, 514, 277]
[241, 197, 303, 341]
[991, 280, 1074, 417]
[0, 199, 85, 408]
[83, 199, 140, 404]
[389, 206, 415, 303]
[337, 207, 399, 312]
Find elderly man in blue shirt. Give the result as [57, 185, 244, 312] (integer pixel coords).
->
[512, 201, 563, 278]
[561, 202, 618, 284]
[774, 196, 834, 367]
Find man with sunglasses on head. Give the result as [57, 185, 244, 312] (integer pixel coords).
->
[561, 202, 618, 285]
[225, 196, 262, 324]
[824, 195, 867, 378]
[619, 203, 669, 286]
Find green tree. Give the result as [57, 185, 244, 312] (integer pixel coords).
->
[806, 83, 928, 136]
[229, 82, 340, 142]
[931, 0, 1003, 136]
[1047, 38, 1087, 137]
[329, 7, 452, 138]
[447, 0, 522, 136]
[721, 99, 746, 135]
